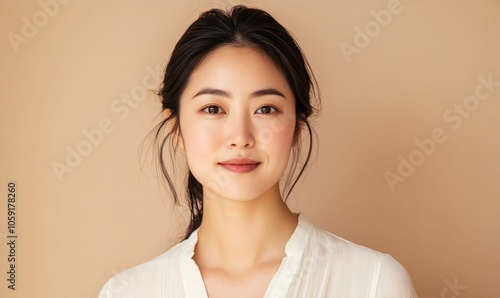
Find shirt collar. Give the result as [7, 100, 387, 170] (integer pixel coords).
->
[183, 213, 311, 259]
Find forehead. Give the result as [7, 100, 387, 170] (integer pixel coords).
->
[183, 45, 292, 97]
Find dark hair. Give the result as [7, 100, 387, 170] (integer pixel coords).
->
[149, 5, 320, 241]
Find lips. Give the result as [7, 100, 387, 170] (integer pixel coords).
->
[218, 158, 260, 173]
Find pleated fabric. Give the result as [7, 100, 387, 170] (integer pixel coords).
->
[99, 214, 418, 298]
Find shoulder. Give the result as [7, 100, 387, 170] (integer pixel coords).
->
[375, 254, 419, 298]
[300, 218, 418, 297]
[99, 239, 190, 298]
[302, 217, 387, 265]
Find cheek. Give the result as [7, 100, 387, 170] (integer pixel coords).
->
[256, 118, 296, 154]
[181, 122, 222, 160]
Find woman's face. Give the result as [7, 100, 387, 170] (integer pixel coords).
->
[178, 45, 297, 201]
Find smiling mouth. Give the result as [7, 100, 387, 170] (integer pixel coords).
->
[218, 158, 261, 173]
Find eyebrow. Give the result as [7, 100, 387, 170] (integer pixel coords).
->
[192, 88, 286, 100]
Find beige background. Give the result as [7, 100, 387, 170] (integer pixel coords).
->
[1, 0, 499, 297]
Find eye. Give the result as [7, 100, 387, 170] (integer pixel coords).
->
[201, 105, 223, 114]
[256, 105, 279, 114]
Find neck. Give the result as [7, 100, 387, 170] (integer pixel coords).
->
[193, 183, 298, 274]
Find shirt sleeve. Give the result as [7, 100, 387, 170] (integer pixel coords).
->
[375, 254, 419, 298]
[98, 277, 114, 298]
[98, 273, 133, 298]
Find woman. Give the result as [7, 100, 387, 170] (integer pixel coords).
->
[100, 5, 418, 297]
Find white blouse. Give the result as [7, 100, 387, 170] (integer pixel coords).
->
[99, 215, 418, 297]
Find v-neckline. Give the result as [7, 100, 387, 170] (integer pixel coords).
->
[180, 214, 309, 297]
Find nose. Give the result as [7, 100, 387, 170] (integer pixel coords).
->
[226, 112, 255, 148]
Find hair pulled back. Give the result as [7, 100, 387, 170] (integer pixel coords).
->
[151, 5, 320, 240]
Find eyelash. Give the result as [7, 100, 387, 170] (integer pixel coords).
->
[200, 105, 280, 115]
